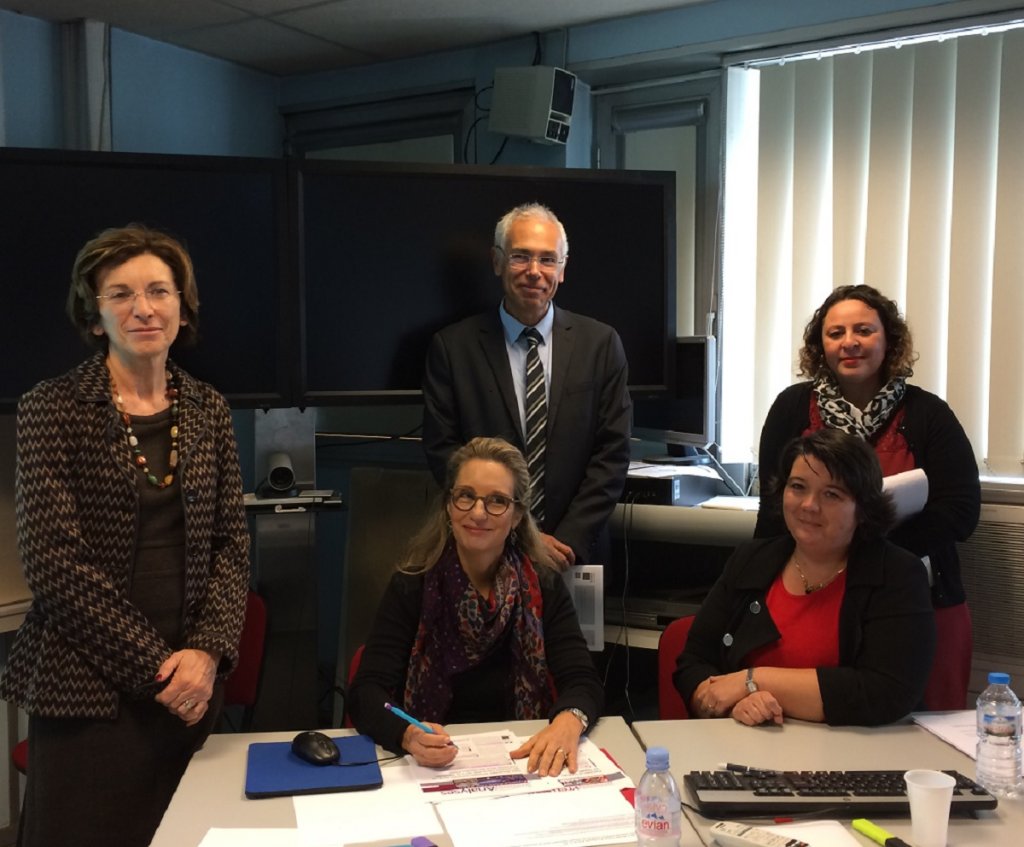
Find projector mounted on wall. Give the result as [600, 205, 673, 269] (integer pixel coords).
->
[488, 66, 576, 145]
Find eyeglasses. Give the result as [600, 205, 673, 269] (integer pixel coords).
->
[96, 285, 180, 308]
[496, 246, 565, 270]
[450, 487, 519, 516]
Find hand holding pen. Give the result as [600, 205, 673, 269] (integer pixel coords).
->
[385, 702, 458, 768]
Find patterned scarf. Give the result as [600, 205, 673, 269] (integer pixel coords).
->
[814, 370, 907, 441]
[403, 540, 551, 723]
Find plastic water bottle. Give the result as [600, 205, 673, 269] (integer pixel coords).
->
[976, 671, 1022, 797]
[635, 746, 682, 846]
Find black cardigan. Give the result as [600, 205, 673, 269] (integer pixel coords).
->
[674, 535, 936, 727]
[754, 382, 980, 606]
[350, 567, 604, 754]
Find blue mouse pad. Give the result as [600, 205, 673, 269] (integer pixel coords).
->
[245, 733, 383, 798]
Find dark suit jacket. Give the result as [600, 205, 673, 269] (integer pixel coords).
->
[422, 306, 632, 564]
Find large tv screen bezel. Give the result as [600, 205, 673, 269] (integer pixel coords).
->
[294, 159, 677, 406]
[0, 147, 296, 411]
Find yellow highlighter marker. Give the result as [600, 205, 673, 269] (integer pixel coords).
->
[852, 818, 912, 847]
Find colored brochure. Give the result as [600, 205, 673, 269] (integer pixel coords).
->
[404, 729, 629, 801]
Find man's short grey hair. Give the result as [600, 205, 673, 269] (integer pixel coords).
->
[493, 203, 569, 259]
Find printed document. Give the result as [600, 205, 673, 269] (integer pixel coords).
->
[436, 784, 635, 847]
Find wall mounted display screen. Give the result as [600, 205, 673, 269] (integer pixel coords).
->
[297, 161, 675, 403]
[0, 148, 293, 410]
[632, 335, 717, 448]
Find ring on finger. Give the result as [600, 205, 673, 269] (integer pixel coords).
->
[555, 747, 566, 757]
[181, 698, 194, 711]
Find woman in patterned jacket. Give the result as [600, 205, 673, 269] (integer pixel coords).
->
[0, 225, 250, 847]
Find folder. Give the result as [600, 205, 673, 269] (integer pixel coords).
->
[245, 733, 383, 798]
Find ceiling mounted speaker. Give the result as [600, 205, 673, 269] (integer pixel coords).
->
[489, 66, 576, 145]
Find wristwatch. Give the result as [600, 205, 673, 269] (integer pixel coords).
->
[563, 707, 590, 732]
[745, 667, 758, 694]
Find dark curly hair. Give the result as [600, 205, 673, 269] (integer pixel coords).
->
[762, 429, 895, 544]
[797, 285, 916, 382]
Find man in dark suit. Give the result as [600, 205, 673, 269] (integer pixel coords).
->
[422, 203, 632, 568]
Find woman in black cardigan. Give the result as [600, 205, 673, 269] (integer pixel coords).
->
[350, 437, 602, 776]
[676, 430, 935, 727]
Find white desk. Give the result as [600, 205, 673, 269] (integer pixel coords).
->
[633, 718, 1024, 846]
[153, 716, 692, 847]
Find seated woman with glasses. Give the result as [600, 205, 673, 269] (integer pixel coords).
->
[674, 429, 935, 727]
[350, 437, 603, 775]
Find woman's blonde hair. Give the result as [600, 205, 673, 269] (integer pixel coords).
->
[398, 437, 556, 573]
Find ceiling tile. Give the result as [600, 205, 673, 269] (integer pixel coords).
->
[0, 0, 716, 75]
[169, 16, 372, 75]
[219, 0, 329, 15]
[0, 0, 248, 35]
[276, 1, 519, 59]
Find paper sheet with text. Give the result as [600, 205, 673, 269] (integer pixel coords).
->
[404, 729, 630, 801]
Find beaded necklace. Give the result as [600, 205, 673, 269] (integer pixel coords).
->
[791, 553, 846, 594]
[110, 370, 180, 489]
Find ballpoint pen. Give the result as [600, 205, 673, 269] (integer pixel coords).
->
[384, 702, 436, 734]
[852, 818, 912, 847]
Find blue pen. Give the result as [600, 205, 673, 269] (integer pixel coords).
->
[384, 702, 436, 734]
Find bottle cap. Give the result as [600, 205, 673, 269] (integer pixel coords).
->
[645, 746, 670, 770]
[989, 672, 1011, 685]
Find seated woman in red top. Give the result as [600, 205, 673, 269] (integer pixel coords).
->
[675, 429, 935, 727]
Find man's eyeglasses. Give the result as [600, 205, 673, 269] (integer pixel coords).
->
[450, 487, 519, 516]
[496, 246, 565, 270]
[96, 285, 180, 308]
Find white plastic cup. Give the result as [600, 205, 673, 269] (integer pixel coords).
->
[904, 769, 956, 847]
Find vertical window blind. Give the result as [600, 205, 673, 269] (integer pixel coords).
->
[720, 27, 1024, 481]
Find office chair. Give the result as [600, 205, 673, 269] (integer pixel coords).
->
[11, 738, 27, 775]
[222, 589, 269, 731]
[657, 615, 696, 719]
[341, 644, 366, 729]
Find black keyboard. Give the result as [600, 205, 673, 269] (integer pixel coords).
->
[684, 769, 998, 816]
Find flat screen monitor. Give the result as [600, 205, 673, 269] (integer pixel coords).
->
[296, 161, 675, 403]
[0, 148, 294, 410]
[632, 335, 717, 448]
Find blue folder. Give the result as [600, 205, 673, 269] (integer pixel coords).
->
[245, 733, 384, 798]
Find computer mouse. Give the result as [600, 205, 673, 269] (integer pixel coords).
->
[291, 731, 340, 766]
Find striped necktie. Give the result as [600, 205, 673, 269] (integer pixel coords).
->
[522, 327, 547, 523]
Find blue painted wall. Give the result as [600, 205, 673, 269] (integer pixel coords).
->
[110, 30, 281, 157]
[0, 12, 281, 158]
[0, 9, 62, 148]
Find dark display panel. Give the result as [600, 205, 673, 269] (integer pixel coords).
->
[0, 148, 293, 409]
[297, 161, 675, 403]
[632, 336, 717, 448]
[0, 153, 676, 411]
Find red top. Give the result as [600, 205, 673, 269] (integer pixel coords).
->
[806, 396, 916, 476]
[748, 570, 846, 669]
